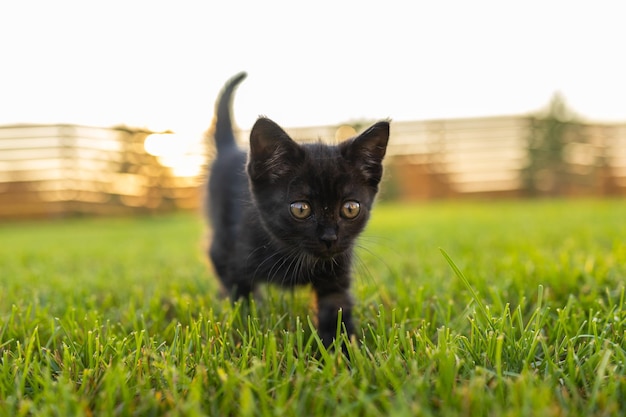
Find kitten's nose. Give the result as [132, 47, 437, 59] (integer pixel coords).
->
[320, 228, 338, 248]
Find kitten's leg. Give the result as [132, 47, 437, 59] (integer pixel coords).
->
[315, 290, 355, 348]
[231, 281, 255, 301]
[218, 259, 255, 301]
[209, 244, 230, 287]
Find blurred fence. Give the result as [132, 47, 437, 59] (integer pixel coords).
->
[384, 116, 528, 198]
[384, 117, 626, 199]
[0, 124, 200, 219]
[1, 117, 625, 219]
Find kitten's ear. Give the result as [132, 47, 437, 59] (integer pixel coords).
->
[341, 121, 390, 186]
[248, 117, 304, 182]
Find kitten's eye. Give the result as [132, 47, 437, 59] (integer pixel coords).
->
[290, 201, 312, 219]
[341, 201, 360, 219]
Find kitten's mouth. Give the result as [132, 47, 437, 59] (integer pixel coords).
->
[310, 245, 345, 259]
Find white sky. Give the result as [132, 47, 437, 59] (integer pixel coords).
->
[1, 0, 625, 141]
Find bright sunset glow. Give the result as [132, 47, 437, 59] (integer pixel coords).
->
[144, 133, 205, 177]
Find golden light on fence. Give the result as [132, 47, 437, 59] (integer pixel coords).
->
[144, 132, 204, 177]
[335, 125, 357, 142]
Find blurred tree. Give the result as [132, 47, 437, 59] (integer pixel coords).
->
[522, 93, 586, 196]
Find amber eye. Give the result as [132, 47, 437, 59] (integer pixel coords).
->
[290, 201, 312, 219]
[341, 201, 360, 219]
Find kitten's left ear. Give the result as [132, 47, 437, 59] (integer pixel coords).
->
[341, 121, 390, 186]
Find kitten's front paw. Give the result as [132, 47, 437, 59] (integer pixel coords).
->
[317, 306, 355, 349]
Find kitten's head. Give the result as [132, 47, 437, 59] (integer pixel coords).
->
[248, 117, 389, 259]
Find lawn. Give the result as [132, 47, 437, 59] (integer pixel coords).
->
[0, 199, 625, 416]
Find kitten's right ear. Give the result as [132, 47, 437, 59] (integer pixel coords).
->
[341, 121, 390, 187]
[248, 117, 303, 182]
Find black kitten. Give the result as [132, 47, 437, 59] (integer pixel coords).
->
[207, 72, 389, 347]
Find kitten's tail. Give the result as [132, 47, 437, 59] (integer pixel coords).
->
[212, 71, 247, 154]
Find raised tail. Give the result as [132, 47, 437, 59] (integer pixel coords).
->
[213, 71, 247, 153]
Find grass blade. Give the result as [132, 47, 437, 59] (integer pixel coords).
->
[440, 248, 496, 330]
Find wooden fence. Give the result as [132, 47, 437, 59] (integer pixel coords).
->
[386, 117, 626, 199]
[1, 117, 625, 219]
[0, 124, 200, 219]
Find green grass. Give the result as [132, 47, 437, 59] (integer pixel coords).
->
[1, 199, 625, 416]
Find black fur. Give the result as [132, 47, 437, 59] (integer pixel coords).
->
[207, 72, 389, 346]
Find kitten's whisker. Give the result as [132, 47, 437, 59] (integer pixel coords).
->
[265, 245, 305, 287]
[352, 253, 376, 287]
[268, 252, 291, 285]
[358, 234, 393, 245]
[247, 243, 274, 282]
[355, 239, 393, 276]
[281, 249, 301, 286]
[302, 253, 315, 285]
[253, 250, 284, 284]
